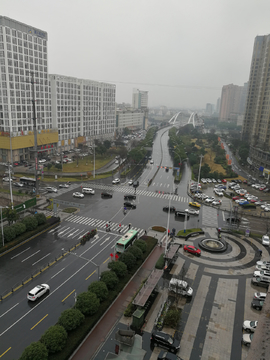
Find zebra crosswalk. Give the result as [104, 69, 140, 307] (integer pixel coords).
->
[202, 206, 218, 228]
[48, 182, 191, 203]
[65, 214, 146, 237]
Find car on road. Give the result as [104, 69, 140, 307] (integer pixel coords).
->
[251, 277, 270, 288]
[2, 177, 12, 182]
[46, 187, 58, 193]
[212, 200, 222, 206]
[189, 202, 201, 208]
[151, 331, 180, 354]
[262, 235, 270, 246]
[242, 333, 254, 346]
[205, 197, 215, 203]
[82, 188, 95, 195]
[185, 208, 199, 215]
[128, 180, 133, 185]
[73, 192, 84, 198]
[163, 206, 176, 212]
[242, 320, 258, 333]
[112, 178, 120, 184]
[13, 182, 23, 187]
[251, 299, 264, 310]
[150, 160, 154, 164]
[124, 201, 136, 209]
[27, 284, 50, 301]
[169, 278, 193, 297]
[101, 192, 113, 198]
[59, 183, 70, 188]
[253, 292, 267, 301]
[183, 245, 201, 256]
[124, 194, 136, 200]
[175, 210, 189, 218]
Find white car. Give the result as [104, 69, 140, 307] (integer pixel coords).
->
[185, 208, 199, 215]
[242, 333, 254, 346]
[256, 264, 270, 271]
[201, 179, 207, 184]
[2, 177, 12, 182]
[128, 179, 133, 185]
[212, 179, 217, 183]
[242, 320, 258, 333]
[262, 235, 270, 246]
[264, 207, 270, 212]
[150, 160, 154, 164]
[253, 292, 267, 300]
[257, 260, 270, 267]
[207, 178, 212, 183]
[73, 192, 84, 198]
[212, 200, 222, 205]
[205, 197, 215, 203]
[27, 284, 50, 301]
[253, 270, 270, 277]
[214, 190, 223, 196]
[201, 194, 209, 200]
[39, 159, 46, 163]
[46, 187, 58, 193]
[112, 178, 120, 184]
[235, 198, 245, 204]
[194, 193, 202, 199]
[82, 188, 95, 195]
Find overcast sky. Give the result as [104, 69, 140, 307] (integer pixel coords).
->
[2, 0, 270, 109]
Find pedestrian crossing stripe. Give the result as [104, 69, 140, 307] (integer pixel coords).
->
[61, 215, 145, 237]
[47, 182, 191, 203]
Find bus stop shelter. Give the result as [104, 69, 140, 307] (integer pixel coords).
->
[132, 268, 163, 307]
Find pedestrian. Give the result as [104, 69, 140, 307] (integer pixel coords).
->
[128, 223, 131, 230]
[144, 230, 147, 235]
[258, 249, 262, 258]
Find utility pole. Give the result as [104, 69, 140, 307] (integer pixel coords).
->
[31, 72, 39, 197]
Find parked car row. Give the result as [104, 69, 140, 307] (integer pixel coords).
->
[242, 259, 269, 346]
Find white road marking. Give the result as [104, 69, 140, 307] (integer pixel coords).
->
[0, 303, 19, 319]
[11, 247, 30, 259]
[21, 250, 40, 262]
[51, 267, 65, 279]
[32, 253, 51, 266]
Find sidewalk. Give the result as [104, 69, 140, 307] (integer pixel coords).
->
[71, 244, 164, 360]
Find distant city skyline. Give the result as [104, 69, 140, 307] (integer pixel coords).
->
[2, 0, 270, 108]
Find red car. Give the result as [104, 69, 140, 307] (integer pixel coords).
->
[221, 179, 227, 183]
[183, 245, 201, 256]
[233, 196, 240, 201]
[243, 180, 247, 184]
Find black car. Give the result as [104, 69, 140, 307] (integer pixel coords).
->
[124, 194, 136, 200]
[158, 351, 183, 360]
[151, 331, 180, 354]
[101, 192, 113, 198]
[124, 201, 136, 209]
[133, 180, 139, 188]
[251, 299, 264, 310]
[163, 206, 176, 213]
[226, 217, 240, 224]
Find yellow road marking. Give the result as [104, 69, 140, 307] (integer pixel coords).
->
[0, 347, 11, 357]
[62, 289, 75, 302]
[85, 270, 96, 281]
[31, 314, 48, 330]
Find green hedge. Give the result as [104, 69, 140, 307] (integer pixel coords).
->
[0, 216, 60, 254]
[22, 236, 157, 360]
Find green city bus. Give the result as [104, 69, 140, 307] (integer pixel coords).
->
[115, 229, 138, 253]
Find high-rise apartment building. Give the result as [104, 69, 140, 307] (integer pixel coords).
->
[132, 88, 148, 109]
[0, 16, 116, 163]
[0, 16, 58, 163]
[242, 35, 270, 173]
[50, 75, 115, 149]
[219, 83, 246, 122]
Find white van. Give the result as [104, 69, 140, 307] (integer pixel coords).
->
[169, 278, 193, 297]
[82, 188, 95, 195]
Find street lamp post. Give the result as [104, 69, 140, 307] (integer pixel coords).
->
[0, 206, 5, 247]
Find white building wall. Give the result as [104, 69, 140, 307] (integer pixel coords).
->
[0, 16, 51, 135]
[116, 110, 144, 130]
